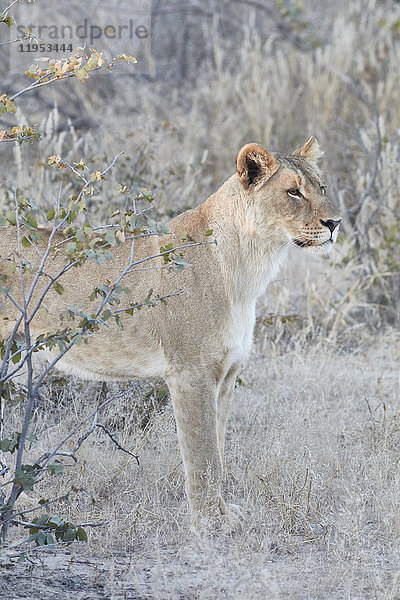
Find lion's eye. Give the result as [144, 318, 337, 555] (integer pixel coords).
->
[321, 185, 327, 195]
[287, 189, 303, 199]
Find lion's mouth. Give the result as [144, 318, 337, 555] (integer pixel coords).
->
[294, 239, 312, 248]
[294, 238, 333, 248]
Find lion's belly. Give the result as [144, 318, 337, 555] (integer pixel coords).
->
[42, 338, 167, 381]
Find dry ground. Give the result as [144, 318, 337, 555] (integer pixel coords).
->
[1, 330, 399, 599]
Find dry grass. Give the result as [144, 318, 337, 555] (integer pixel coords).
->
[4, 333, 399, 598]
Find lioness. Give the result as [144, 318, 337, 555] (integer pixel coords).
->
[0, 137, 341, 523]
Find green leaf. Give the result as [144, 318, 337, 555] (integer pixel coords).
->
[0, 214, 7, 228]
[6, 211, 16, 226]
[26, 213, 38, 229]
[36, 532, 46, 546]
[6, 262, 16, 275]
[102, 309, 112, 321]
[48, 461, 64, 475]
[66, 242, 77, 254]
[46, 209, 55, 221]
[21, 236, 32, 248]
[34, 513, 50, 527]
[83, 223, 93, 237]
[86, 56, 98, 70]
[205, 229, 213, 236]
[76, 526, 88, 542]
[74, 67, 89, 81]
[11, 351, 21, 364]
[53, 282, 65, 295]
[75, 229, 86, 243]
[0, 15, 14, 28]
[105, 231, 115, 246]
[5, 100, 16, 114]
[63, 527, 77, 542]
[1, 433, 20, 454]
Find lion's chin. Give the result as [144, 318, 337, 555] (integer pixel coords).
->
[311, 239, 335, 256]
[294, 238, 335, 256]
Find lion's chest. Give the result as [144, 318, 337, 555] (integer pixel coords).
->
[223, 302, 256, 365]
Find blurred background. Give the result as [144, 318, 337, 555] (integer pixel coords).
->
[1, 0, 399, 341]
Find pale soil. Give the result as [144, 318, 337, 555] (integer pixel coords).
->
[1, 333, 400, 599]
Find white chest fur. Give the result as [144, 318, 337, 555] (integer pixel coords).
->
[223, 301, 256, 365]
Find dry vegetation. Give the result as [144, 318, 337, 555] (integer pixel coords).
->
[1, 0, 400, 598]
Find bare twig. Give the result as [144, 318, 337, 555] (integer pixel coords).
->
[113, 289, 189, 315]
[71, 414, 98, 455]
[76, 520, 110, 528]
[9, 74, 51, 101]
[96, 423, 139, 464]
[11, 518, 110, 529]
[0, 134, 38, 143]
[1, 204, 37, 541]
[10, 492, 72, 520]
[36, 391, 125, 468]
[3, 539, 86, 557]
[2, 0, 19, 15]
[0, 461, 8, 478]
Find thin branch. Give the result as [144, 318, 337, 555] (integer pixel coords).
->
[45, 450, 78, 463]
[8, 60, 125, 103]
[71, 413, 98, 455]
[0, 286, 23, 315]
[26, 260, 79, 325]
[96, 423, 139, 464]
[2, 204, 37, 541]
[36, 391, 125, 468]
[2, 0, 19, 15]
[101, 151, 124, 176]
[11, 518, 110, 529]
[113, 289, 188, 315]
[124, 240, 211, 275]
[91, 240, 209, 322]
[76, 520, 110, 528]
[9, 73, 52, 102]
[0, 460, 9, 478]
[9, 73, 78, 102]
[11, 519, 54, 530]
[3, 539, 86, 557]
[0, 135, 39, 143]
[9, 492, 71, 520]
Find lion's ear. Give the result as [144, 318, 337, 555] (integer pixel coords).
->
[292, 136, 324, 170]
[237, 143, 278, 190]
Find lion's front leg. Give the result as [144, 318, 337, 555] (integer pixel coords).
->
[165, 369, 227, 520]
[216, 364, 240, 460]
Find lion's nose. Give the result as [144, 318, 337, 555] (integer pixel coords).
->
[320, 219, 341, 233]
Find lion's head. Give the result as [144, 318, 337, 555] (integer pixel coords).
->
[236, 137, 341, 255]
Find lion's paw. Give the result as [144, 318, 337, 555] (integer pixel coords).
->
[191, 498, 245, 535]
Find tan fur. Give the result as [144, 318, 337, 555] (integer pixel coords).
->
[0, 139, 341, 523]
